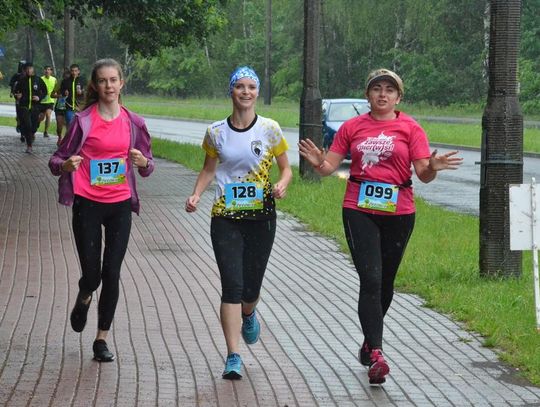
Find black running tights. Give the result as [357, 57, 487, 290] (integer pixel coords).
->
[343, 208, 415, 349]
[210, 217, 276, 304]
[72, 195, 132, 331]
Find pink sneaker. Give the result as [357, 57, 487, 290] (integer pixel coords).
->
[368, 349, 390, 384]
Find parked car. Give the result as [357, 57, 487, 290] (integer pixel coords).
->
[322, 98, 370, 151]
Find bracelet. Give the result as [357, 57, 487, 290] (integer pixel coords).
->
[313, 161, 324, 169]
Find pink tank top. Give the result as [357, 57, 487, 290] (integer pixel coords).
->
[73, 105, 131, 203]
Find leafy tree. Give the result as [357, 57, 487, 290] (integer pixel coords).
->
[0, 0, 226, 56]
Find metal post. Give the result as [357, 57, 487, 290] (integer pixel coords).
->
[63, 7, 75, 69]
[38, 5, 56, 74]
[531, 178, 540, 331]
[264, 0, 272, 105]
[299, 0, 322, 181]
[479, 0, 523, 277]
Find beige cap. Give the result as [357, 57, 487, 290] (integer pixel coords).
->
[365, 68, 404, 96]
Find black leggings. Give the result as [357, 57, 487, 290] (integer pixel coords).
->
[210, 217, 276, 304]
[19, 106, 40, 146]
[72, 195, 132, 330]
[343, 208, 415, 349]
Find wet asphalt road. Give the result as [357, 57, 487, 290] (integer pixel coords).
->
[2, 103, 539, 216]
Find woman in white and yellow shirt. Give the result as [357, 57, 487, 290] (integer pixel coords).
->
[185, 66, 292, 380]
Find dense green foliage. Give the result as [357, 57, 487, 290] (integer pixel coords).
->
[0, 0, 225, 57]
[1, 1, 539, 109]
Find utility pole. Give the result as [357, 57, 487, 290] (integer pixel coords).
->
[63, 6, 74, 69]
[264, 0, 272, 105]
[479, 0, 523, 277]
[299, 0, 322, 181]
[38, 5, 56, 74]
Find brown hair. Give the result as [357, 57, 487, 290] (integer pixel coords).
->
[83, 58, 124, 110]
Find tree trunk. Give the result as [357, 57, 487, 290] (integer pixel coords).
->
[393, 3, 406, 72]
[299, 0, 322, 181]
[479, 0, 523, 277]
[242, 0, 249, 55]
[482, 1, 490, 80]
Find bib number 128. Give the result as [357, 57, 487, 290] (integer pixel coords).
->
[224, 182, 263, 211]
[231, 185, 257, 199]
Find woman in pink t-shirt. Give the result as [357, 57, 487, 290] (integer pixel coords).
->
[49, 59, 154, 363]
[299, 69, 462, 385]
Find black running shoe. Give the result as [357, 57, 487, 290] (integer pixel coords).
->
[359, 340, 371, 366]
[70, 293, 91, 332]
[93, 339, 115, 362]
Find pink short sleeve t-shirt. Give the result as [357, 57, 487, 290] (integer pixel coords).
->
[73, 105, 131, 203]
[329, 111, 431, 215]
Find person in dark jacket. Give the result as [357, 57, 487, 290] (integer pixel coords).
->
[9, 60, 26, 137]
[13, 62, 47, 153]
[59, 63, 85, 127]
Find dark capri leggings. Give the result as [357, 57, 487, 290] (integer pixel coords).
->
[210, 217, 276, 304]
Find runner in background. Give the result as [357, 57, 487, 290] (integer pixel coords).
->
[299, 68, 462, 385]
[9, 60, 26, 138]
[60, 64, 85, 127]
[185, 66, 292, 380]
[38, 65, 57, 138]
[52, 68, 70, 145]
[49, 58, 154, 362]
[13, 62, 47, 153]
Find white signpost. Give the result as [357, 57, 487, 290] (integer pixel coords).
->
[509, 178, 540, 331]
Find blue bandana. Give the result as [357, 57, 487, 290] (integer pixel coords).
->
[228, 66, 260, 96]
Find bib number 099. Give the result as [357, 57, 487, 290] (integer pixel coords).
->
[364, 184, 393, 200]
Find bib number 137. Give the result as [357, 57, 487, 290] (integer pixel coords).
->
[90, 158, 126, 186]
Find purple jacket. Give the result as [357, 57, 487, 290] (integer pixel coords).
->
[48, 105, 154, 215]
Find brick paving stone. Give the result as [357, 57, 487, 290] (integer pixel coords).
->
[0, 128, 540, 406]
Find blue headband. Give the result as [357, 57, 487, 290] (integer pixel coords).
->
[228, 66, 260, 96]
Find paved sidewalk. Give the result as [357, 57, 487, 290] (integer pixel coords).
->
[0, 127, 539, 407]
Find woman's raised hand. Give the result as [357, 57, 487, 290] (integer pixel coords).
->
[298, 139, 325, 167]
[428, 149, 463, 171]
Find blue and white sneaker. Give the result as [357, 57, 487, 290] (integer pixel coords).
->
[242, 310, 260, 344]
[222, 352, 242, 380]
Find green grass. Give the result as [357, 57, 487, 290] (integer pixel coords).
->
[152, 137, 540, 385]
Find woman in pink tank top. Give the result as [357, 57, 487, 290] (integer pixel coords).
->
[49, 59, 154, 362]
[299, 69, 462, 385]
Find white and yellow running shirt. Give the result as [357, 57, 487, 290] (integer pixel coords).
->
[202, 115, 289, 220]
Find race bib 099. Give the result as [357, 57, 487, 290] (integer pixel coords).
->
[358, 181, 399, 213]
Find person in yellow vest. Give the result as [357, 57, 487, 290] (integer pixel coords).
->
[38, 65, 57, 138]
